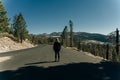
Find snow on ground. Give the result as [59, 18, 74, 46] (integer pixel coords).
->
[67, 47, 105, 60]
[0, 56, 12, 62]
[0, 37, 34, 62]
[0, 37, 34, 53]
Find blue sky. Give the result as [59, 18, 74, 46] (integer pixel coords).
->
[2, 0, 120, 35]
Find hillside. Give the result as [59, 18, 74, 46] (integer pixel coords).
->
[0, 37, 34, 53]
[49, 32, 108, 42]
[74, 32, 108, 42]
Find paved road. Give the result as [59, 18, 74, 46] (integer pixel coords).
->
[0, 45, 120, 80]
[0, 44, 102, 71]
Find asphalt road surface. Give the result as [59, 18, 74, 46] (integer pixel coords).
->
[0, 45, 119, 80]
[0, 44, 102, 71]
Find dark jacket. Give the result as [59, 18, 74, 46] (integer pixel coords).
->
[53, 42, 61, 52]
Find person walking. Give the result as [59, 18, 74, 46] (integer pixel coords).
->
[53, 38, 61, 62]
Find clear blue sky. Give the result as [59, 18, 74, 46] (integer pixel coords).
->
[2, 0, 120, 35]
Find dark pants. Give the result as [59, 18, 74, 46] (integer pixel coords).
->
[55, 51, 60, 62]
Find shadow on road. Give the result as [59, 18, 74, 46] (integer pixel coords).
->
[0, 61, 120, 80]
[25, 61, 56, 65]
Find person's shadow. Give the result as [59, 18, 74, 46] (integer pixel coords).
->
[0, 61, 120, 80]
[25, 61, 56, 65]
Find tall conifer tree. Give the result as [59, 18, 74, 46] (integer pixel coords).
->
[61, 26, 68, 47]
[69, 20, 73, 47]
[13, 13, 28, 43]
[0, 1, 9, 32]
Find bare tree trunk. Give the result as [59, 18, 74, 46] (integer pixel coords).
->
[69, 20, 73, 47]
[116, 28, 119, 55]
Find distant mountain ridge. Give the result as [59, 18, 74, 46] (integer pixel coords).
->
[74, 32, 108, 42]
[49, 32, 108, 42]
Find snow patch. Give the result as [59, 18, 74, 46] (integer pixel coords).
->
[0, 56, 12, 62]
[0, 37, 34, 53]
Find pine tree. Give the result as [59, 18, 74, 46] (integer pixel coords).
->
[0, 1, 9, 32]
[9, 24, 14, 35]
[13, 13, 28, 43]
[77, 39, 81, 51]
[69, 20, 73, 47]
[13, 14, 20, 40]
[116, 28, 119, 55]
[112, 48, 117, 62]
[61, 26, 68, 47]
[106, 44, 109, 60]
